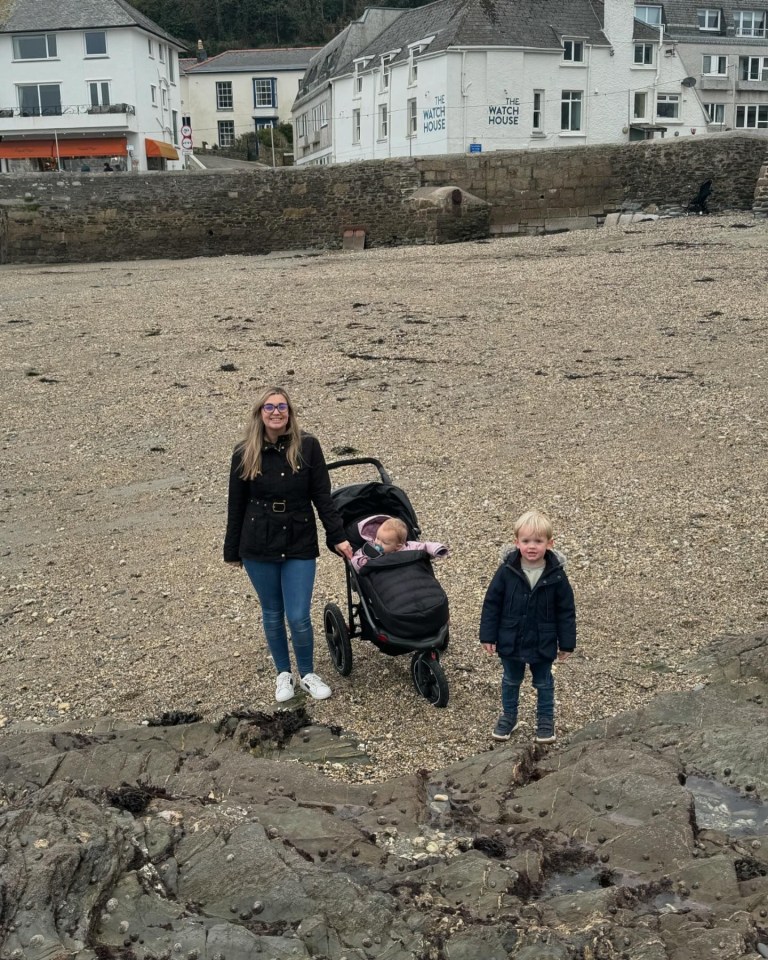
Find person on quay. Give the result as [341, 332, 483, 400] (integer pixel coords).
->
[224, 387, 352, 702]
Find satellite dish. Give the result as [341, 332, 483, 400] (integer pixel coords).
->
[681, 76, 697, 87]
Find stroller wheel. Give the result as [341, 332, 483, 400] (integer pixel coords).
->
[411, 651, 449, 708]
[324, 603, 353, 676]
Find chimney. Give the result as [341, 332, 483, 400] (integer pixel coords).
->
[196, 39, 207, 62]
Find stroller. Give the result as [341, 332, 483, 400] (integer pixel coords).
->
[323, 458, 450, 707]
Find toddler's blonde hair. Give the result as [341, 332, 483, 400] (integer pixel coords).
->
[513, 509, 554, 540]
[379, 517, 408, 545]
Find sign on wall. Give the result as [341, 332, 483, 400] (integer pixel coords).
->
[423, 94, 446, 133]
[488, 97, 520, 126]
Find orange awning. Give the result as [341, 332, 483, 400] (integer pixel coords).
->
[145, 138, 179, 160]
[0, 137, 127, 159]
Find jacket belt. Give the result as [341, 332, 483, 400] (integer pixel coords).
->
[250, 498, 305, 513]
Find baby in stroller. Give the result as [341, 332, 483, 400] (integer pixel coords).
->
[350, 515, 449, 571]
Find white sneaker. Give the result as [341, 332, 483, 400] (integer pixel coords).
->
[275, 672, 295, 703]
[299, 672, 332, 700]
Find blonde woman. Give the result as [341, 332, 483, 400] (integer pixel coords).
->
[224, 387, 352, 702]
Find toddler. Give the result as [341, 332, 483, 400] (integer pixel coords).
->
[350, 515, 449, 571]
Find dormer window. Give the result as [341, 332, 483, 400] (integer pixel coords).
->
[563, 40, 585, 62]
[733, 10, 767, 37]
[697, 8, 721, 30]
[380, 52, 397, 91]
[635, 4, 663, 25]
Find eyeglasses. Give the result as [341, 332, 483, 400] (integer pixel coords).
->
[262, 402, 289, 413]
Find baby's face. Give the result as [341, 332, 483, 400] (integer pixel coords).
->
[374, 528, 403, 554]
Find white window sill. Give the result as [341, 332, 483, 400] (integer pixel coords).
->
[655, 117, 682, 123]
[631, 64, 655, 70]
[84, 55, 109, 59]
[561, 61, 586, 67]
[559, 131, 585, 137]
[13, 57, 59, 63]
[377, 136, 388, 141]
[531, 130, 546, 137]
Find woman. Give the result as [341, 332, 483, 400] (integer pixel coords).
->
[224, 387, 352, 702]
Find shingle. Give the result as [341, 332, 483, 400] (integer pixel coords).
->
[184, 47, 322, 73]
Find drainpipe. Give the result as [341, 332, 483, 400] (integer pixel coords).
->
[460, 50, 472, 151]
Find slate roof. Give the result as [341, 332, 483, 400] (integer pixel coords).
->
[337, 0, 612, 74]
[183, 47, 323, 74]
[656, 0, 768, 42]
[0, 0, 186, 48]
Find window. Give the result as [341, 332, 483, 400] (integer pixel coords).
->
[634, 43, 654, 65]
[381, 65, 390, 91]
[12, 34, 57, 60]
[563, 40, 585, 63]
[561, 90, 582, 131]
[734, 10, 767, 36]
[161, 88, 168, 108]
[84, 32, 107, 56]
[633, 91, 649, 118]
[159, 44, 165, 62]
[169, 54, 175, 83]
[352, 108, 361, 143]
[407, 97, 417, 135]
[533, 90, 544, 130]
[148, 38, 154, 57]
[172, 110, 179, 143]
[697, 8, 721, 29]
[355, 74, 363, 96]
[18, 83, 61, 116]
[216, 81, 233, 110]
[656, 92, 680, 118]
[218, 120, 235, 146]
[409, 57, 418, 84]
[88, 81, 111, 107]
[635, 5, 663, 24]
[150, 84, 157, 105]
[319, 101, 328, 127]
[705, 102, 725, 122]
[378, 103, 388, 139]
[254, 78, 277, 107]
[736, 103, 768, 126]
[311, 105, 321, 132]
[703, 54, 728, 75]
[740, 55, 768, 81]
[297, 113, 307, 137]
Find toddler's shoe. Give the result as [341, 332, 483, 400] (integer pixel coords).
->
[535, 727, 556, 744]
[275, 672, 295, 703]
[299, 672, 332, 700]
[492, 715, 519, 741]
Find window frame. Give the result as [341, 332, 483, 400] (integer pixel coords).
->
[656, 92, 680, 119]
[532, 90, 544, 131]
[563, 39, 585, 63]
[352, 107, 361, 143]
[634, 43, 655, 65]
[407, 97, 418, 136]
[740, 55, 768, 81]
[12, 33, 58, 60]
[148, 37, 154, 58]
[84, 31, 108, 57]
[216, 80, 234, 111]
[253, 77, 277, 108]
[697, 8, 722, 30]
[168, 53, 176, 83]
[633, 90, 649, 120]
[378, 103, 388, 139]
[736, 103, 768, 126]
[702, 54, 728, 75]
[17, 82, 62, 116]
[150, 84, 158, 106]
[635, 4, 663, 25]
[560, 90, 583, 132]
[159, 43, 166, 63]
[408, 56, 418, 85]
[217, 119, 235, 147]
[704, 102, 726, 123]
[733, 10, 767, 37]
[88, 80, 111, 107]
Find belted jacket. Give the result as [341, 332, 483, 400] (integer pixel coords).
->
[479, 547, 576, 663]
[223, 433, 346, 563]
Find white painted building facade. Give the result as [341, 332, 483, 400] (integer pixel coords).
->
[296, 0, 713, 165]
[0, 0, 185, 173]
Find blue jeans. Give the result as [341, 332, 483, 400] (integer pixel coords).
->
[243, 558, 316, 677]
[500, 658, 555, 731]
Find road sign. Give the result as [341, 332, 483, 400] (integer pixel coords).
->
[181, 124, 192, 137]
[181, 136, 193, 150]
[469, 142, 482, 153]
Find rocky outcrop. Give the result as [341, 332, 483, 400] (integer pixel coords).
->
[1, 634, 767, 960]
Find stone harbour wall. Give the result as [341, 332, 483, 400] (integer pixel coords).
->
[754, 153, 768, 219]
[0, 133, 766, 263]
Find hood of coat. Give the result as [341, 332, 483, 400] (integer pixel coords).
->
[500, 544, 568, 571]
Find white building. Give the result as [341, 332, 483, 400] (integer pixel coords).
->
[294, 0, 714, 164]
[180, 46, 321, 151]
[0, 0, 185, 173]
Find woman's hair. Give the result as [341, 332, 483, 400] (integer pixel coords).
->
[379, 517, 408, 545]
[513, 509, 554, 540]
[238, 386, 303, 479]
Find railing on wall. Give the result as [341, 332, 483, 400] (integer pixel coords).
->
[0, 104, 136, 118]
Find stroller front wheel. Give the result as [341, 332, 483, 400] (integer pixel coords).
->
[411, 651, 449, 708]
[324, 602, 353, 676]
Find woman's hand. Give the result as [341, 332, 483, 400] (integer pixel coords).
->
[334, 540, 353, 560]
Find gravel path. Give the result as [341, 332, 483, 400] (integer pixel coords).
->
[2, 215, 766, 781]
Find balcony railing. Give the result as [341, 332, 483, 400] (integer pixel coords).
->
[0, 103, 135, 118]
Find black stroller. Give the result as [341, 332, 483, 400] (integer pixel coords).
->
[323, 458, 450, 707]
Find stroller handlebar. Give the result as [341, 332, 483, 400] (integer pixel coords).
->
[326, 457, 392, 485]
